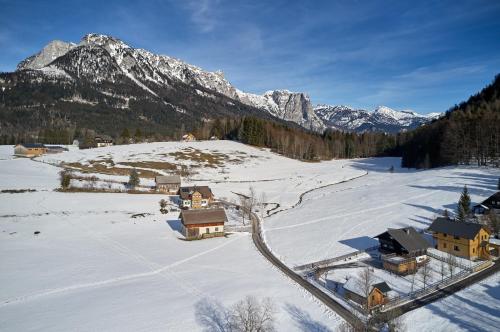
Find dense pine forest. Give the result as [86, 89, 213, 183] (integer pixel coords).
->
[400, 75, 500, 168]
[193, 117, 398, 161]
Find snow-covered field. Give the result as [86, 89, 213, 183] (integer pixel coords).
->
[1, 141, 499, 331]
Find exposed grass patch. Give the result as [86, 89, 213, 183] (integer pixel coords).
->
[166, 148, 245, 167]
[64, 162, 160, 178]
[119, 161, 177, 171]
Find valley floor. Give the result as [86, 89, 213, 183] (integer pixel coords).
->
[0, 142, 498, 331]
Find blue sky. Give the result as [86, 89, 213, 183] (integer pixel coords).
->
[1, 0, 499, 114]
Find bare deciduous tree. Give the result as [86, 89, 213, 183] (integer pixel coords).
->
[439, 258, 446, 281]
[195, 296, 276, 332]
[418, 262, 431, 289]
[447, 253, 457, 277]
[357, 267, 374, 310]
[230, 296, 276, 332]
[259, 192, 267, 219]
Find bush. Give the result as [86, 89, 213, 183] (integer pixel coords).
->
[59, 170, 72, 189]
[128, 168, 140, 188]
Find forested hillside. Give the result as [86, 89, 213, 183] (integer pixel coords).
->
[400, 75, 500, 168]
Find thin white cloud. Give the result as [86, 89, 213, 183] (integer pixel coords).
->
[184, 0, 221, 33]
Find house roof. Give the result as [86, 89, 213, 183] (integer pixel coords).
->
[479, 192, 500, 209]
[375, 227, 429, 253]
[95, 135, 113, 142]
[373, 282, 391, 294]
[179, 186, 212, 200]
[180, 208, 227, 225]
[18, 143, 46, 148]
[155, 175, 181, 185]
[428, 217, 489, 240]
[343, 276, 391, 298]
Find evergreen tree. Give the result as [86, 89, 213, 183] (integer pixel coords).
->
[121, 128, 130, 140]
[134, 128, 142, 140]
[457, 185, 471, 221]
[456, 204, 467, 222]
[128, 169, 140, 188]
[443, 209, 449, 218]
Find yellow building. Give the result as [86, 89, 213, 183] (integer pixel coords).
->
[428, 217, 491, 260]
[14, 143, 48, 157]
[343, 278, 392, 310]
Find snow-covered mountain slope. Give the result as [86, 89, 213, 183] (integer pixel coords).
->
[14, 33, 436, 133]
[314, 104, 440, 133]
[15, 33, 324, 130]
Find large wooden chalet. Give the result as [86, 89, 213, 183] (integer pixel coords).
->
[155, 175, 181, 194]
[428, 217, 490, 260]
[375, 227, 430, 275]
[179, 186, 214, 209]
[14, 143, 48, 157]
[180, 208, 227, 240]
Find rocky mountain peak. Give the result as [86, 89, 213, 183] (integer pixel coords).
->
[17, 39, 76, 70]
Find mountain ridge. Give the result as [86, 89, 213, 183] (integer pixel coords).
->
[3, 33, 436, 135]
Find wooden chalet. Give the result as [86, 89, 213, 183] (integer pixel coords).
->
[375, 227, 430, 275]
[155, 175, 181, 194]
[343, 277, 392, 310]
[181, 133, 196, 142]
[14, 143, 48, 157]
[179, 186, 214, 209]
[473, 191, 500, 216]
[95, 136, 113, 147]
[180, 208, 226, 240]
[428, 217, 491, 260]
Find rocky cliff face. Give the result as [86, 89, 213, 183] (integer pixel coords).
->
[17, 40, 76, 70]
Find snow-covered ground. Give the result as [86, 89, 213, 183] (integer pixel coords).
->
[0, 144, 351, 331]
[1, 142, 499, 331]
[402, 273, 500, 332]
[263, 158, 499, 266]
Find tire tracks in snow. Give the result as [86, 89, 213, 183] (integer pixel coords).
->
[265, 188, 440, 232]
[0, 232, 243, 307]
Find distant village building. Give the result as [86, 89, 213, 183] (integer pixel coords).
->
[343, 277, 392, 310]
[14, 143, 48, 157]
[95, 136, 114, 147]
[428, 217, 491, 260]
[180, 208, 227, 240]
[182, 133, 196, 142]
[46, 145, 69, 154]
[473, 192, 500, 216]
[179, 186, 214, 209]
[375, 227, 429, 275]
[155, 175, 181, 194]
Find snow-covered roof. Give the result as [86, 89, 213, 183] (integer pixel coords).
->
[343, 276, 391, 298]
[489, 238, 500, 246]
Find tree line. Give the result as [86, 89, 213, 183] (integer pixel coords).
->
[400, 74, 500, 168]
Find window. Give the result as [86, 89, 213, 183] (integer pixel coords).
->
[206, 228, 210, 234]
[473, 248, 475, 253]
[215, 227, 219, 232]
[443, 233, 447, 237]
[454, 245, 459, 251]
[443, 243, 447, 249]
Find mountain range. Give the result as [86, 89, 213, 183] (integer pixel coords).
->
[0, 33, 438, 137]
